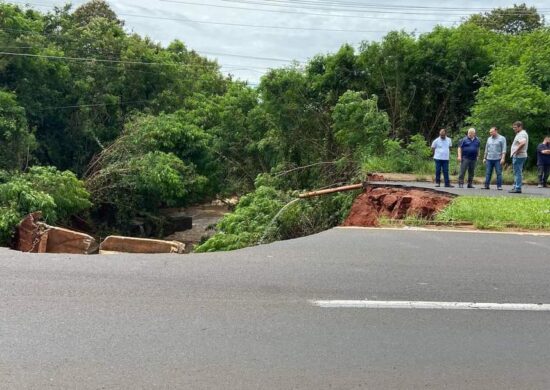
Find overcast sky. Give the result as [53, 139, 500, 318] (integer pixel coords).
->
[14, 0, 550, 84]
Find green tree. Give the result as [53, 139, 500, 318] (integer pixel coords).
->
[468, 4, 544, 35]
[85, 112, 211, 228]
[0, 90, 36, 170]
[0, 167, 91, 245]
[357, 31, 417, 138]
[332, 91, 389, 157]
[72, 0, 123, 27]
[468, 66, 550, 164]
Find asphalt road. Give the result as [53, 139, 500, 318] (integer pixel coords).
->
[2, 228, 550, 389]
[371, 181, 550, 197]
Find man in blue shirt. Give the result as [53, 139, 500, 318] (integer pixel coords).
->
[431, 128, 454, 188]
[457, 128, 481, 188]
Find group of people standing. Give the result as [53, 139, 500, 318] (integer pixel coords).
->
[431, 121, 550, 193]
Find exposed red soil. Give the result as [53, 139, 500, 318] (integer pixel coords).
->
[343, 186, 455, 227]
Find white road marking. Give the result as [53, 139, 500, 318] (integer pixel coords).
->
[310, 300, 550, 311]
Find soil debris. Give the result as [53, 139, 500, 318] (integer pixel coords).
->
[343, 185, 454, 227]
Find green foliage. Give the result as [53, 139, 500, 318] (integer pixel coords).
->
[71, 0, 123, 27]
[468, 4, 544, 35]
[0, 1, 227, 174]
[2, 1, 549, 246]
[196, 184, 358, 252]
[469, 46, 550, 165]
[195, 186, 288, 252]
[363, 134, 432, 174]
[86, 113, 210, 228]
[0, 90, 36, 170]
[0, 166, 91, 245]
[332, 92, 390, 157]
[275, 191, 357, 240]
[436, 197, 550, 230]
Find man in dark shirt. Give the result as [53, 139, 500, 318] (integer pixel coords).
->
[537, 136, 550, 188]
[457, 128, 481, 188]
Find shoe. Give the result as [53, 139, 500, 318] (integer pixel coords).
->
[538, 184, 543, 188]
[481, 186, 490, 190]
[444, 185, 455, 188]
[467, 184, 475, 189]
[508, 189, 522, 193]
[458, 184, 463, 188]
[497, 187, 503, 190]
[435, 184, 440, 187]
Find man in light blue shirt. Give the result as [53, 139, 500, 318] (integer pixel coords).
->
[431, 128, 454, 188]
[482, 126, 507, 190]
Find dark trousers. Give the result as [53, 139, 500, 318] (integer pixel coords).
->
[538, 165, 550, 186]
[485, 159, 503, 188]
[458, 158, 476, 185]
[434, 159, 450, 186]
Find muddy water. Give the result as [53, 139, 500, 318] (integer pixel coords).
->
[164, 204, 230, 251]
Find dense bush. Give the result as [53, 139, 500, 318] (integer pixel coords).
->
[195, 183, 358, 252]
[195, 186, 288, 252]
[363, 134, 433, 174]
[85, 113, 211, 229]
[0, 167, 91, 245]
[0, 90, 36, 171]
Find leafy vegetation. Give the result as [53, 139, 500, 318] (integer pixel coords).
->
[0, 1, 548, 249]
[195, 185, 358, 252]
[0, 167, 91, 245]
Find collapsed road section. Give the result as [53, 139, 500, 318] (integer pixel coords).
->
[343, 184, 456, 227]
[300, 182, 456, 227]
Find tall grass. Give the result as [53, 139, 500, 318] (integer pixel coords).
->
[436, 197, 550, 230]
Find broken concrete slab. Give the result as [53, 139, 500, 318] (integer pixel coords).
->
[15, 212, 98, 254]
[14, 212, 47, 252]
[44, 227, 99, 254]
[99, 236, 185, 254]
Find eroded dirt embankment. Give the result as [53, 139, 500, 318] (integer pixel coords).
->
[343, 186, 455, 227]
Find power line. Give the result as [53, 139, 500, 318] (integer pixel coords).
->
[192, 50, 299, 63]
[0, 27, 288, 69]
[158, 0, 460, 22]
[114, 12, 392, 33]
[0, 25, 304, 64]
[225, 0, 546, 15]
[7, 2, 401, 33]
[0, 49, 276, 70]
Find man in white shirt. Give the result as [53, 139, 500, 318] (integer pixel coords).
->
[431, 128, 454, 188]
[509, 121, 529, 193]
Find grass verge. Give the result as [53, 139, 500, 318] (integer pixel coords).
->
[435, 197, 550, 231]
